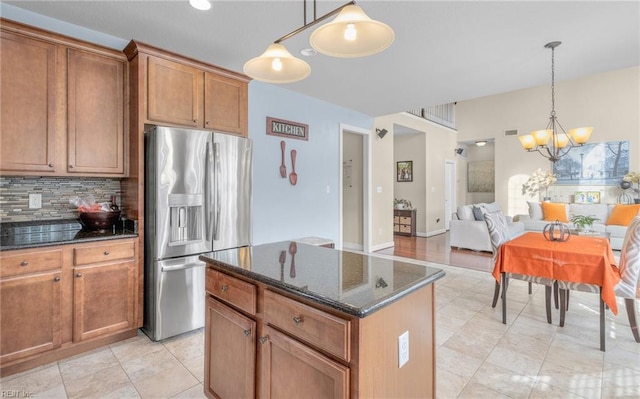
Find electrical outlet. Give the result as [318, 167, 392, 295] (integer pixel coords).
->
[28, 193, 42, 209]
[398, 331, 409, 368]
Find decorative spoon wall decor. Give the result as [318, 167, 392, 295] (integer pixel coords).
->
[279, 140, 287, 178]
[289, 149, 298, 185]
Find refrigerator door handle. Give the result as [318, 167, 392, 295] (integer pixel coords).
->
[205, 140, 214, 241]
[214, 142, 221, 240]
[161, 261, 206, 273]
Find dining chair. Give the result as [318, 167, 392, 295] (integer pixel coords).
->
[484, 211, 554, 324]
[557, 216, 640, 350]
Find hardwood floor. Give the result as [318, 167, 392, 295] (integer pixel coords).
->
[375, 232, 494, 272]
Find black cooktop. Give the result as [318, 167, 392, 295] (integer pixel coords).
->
[0, 219, 137, 251]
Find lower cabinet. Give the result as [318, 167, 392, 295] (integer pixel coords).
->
[0, 238, 139, 376]
[0, 270, 62, 364]
[259, 326, 349, 399]
[205, 297, 255, 399]
[73, 261, 135, 341]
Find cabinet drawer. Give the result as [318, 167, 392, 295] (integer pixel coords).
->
[1, 249, 63, 278]
[74, 241, 135, 265]
[393, 216, 399, 223]
[206, 268, 256, 316]
[400, 217, 412, 224]
[400, 225, 412, 233]
[263, 290, 350, 362]
[393, 225, 400, 232]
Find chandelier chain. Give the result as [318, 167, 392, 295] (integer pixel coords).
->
[550, 45, 556, 117]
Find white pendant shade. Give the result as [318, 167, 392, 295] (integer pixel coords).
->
[310, 5, 394, 58]
[243, 43, 311, 84]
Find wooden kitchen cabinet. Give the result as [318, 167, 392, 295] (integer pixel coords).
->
[0, 20, 128, 177]
[259, 325, 349, 399]
[0, 238, 139, 377]
[0, 270, 62, 364]
[147, 56, 203, 128]
[125, 41, 249, 137]
[72, 241, 136, 341]
[204, 72, 248, 136]
[67, 48, 126, 175]
[205, 297, 256, 399]
[0, 29, 58, 173]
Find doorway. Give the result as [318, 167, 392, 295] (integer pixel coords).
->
[339, 124, 371, 252]
[444, 160, 456, 230]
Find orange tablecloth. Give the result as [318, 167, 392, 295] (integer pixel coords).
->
[492, 232, 621, 314]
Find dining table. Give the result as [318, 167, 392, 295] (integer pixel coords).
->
[492, 231, 620, 350]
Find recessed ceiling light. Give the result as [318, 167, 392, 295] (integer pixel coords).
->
[300, 48, 317, 57]
[189, 0, 211, 11]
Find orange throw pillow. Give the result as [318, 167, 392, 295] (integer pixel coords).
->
[541, 202, 568, 222]
[606, 204, 640, 226]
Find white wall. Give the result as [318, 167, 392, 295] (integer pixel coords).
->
[249, 82, 373, 246]
[457, 66, 640, 212]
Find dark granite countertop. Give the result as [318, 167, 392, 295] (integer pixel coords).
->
[200, 241, 445, 318]
[1, 218, 138, 251]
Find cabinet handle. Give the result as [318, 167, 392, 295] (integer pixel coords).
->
[260, 336, 268, 344]
[20, 261, 28, 266]
[205, 121, 210, 126]
[54, 276, 61, 282]
[69, 165, 74, 168]
[193, 119, 197, 123]
[104, 250, 110, 255]
[221, 285, 228, 292]
[293, 316, 303, 325]
[76, 272, 83, 278]
[243, 329, 251, 337]
[48, 163, 54, 167]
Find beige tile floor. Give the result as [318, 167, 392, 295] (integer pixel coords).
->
[1, 258, 639, 398]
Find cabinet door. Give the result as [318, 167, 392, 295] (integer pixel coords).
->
[73, 261, 135, 341]
[204, 72, 247, 136]
[67, 49, 126, 175]
[0, 271, 62, 364]
[147, 56, 203, 127]
[259, 326, 349, 399]
[0, 31, 57, 173]
[205, 297, 255, 399]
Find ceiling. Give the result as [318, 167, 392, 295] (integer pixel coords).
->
[4, 1, 639, 117]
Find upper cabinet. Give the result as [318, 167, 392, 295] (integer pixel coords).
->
[67, 49, 126, 174]
[204, 72, 247, 135]
[0, 30, 58, 173]
[147, 57, 203, 128]
[125, 41, 249, 137]
[0, 19, 128, 177]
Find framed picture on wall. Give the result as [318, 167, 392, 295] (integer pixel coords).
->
[397, 161, 413, 182]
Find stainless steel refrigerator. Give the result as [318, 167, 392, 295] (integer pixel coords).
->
[143, 126, 252, 341]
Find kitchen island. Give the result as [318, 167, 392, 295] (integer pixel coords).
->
[200, 241, 445, 398]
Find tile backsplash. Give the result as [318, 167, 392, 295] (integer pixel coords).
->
[0, 176, 122, 222]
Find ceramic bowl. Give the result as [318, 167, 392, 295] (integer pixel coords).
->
[79, 210, 121, 231]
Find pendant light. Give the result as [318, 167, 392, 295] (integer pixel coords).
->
[243, 43, 311, 84]
[518, 41, 593, 163]
[243, 1, 394, 84]
[310, 4, 394, 58]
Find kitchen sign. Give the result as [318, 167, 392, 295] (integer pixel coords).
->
[266, 117, 308, 141]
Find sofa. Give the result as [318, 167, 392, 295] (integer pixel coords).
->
[449, 202, 525, 252]
[515, 202, 640, 250]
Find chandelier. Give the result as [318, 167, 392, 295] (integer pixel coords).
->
[518, 41, 592, 163]
[243, 0, 394, 84]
